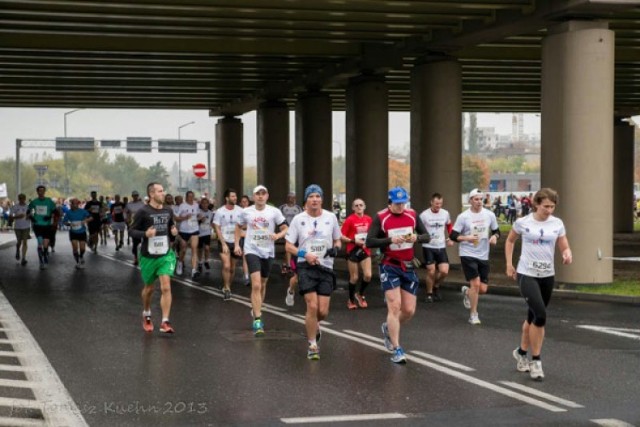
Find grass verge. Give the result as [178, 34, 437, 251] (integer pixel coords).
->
[575, 280, 640, 296]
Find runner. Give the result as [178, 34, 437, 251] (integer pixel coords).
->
[49, 199, 62, 253]
[175, 191, 201, 279]
[238, 194, 251, 286]
[196, 197, 214, 275]
[213, 189, 244, 301]
[62, 197, 92, 269]
[279, 192, 303, 275]
[450, 188, 500, 325]
[84, 191, 103, 253]
[505, 188, 572, 381]
[234, 185, 287, 336]
[129, 182, 178, 334]
[340, 198, 372, 310]
[27, 186, 58, 269]
[285, 184, 341, 360]
[110, 194, 126, 250]
[10, 193, 31, 266]
[419, 193, 454, 303]
[366, 187, 431, 364]
[99, 195, 111, 245]
[124, 190, 145, 266]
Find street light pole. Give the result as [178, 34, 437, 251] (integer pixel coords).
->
[178, 121, 195, 189]
[63, 108, 84, 196]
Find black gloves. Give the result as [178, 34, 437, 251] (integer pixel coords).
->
[324, 247, 339, 258]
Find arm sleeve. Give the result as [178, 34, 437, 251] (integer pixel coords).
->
[365, 215, 391, 249]
[415, 217, 431, 243]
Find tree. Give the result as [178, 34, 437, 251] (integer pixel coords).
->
[388, 159, 410, 189]
[462, 155, 489, 192]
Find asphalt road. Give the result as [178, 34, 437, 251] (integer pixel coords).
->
[0, 238, 638, 426]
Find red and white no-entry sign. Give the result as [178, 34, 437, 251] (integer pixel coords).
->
[192, 163, 207, 178]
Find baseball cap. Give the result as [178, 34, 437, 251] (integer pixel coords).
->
[468, 188, 483, 199]
[131, 190, 139, 196]
[253, 185, 268, 194]
[388, 187, 409, 204]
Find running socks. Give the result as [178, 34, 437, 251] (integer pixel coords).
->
[348, 283, 357, 301]
[517, 347, 527, 356]
[532, 355, 541, 361]
[360, 280, 370, 295]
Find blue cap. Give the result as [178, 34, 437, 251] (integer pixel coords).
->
[304, 184, 323, 202]
[388, 187, 409, 204]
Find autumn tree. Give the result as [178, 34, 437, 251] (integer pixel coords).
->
[462, 155, 490, 192]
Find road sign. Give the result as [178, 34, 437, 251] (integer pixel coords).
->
[193, 163, 207, 178]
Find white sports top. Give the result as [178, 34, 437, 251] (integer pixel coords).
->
[286, 210, 341, 269]
[452, 208, 498, 260]
[419, 208, 451, 249]
[237, 205, 286, 258]
[513, 214, 566, 278]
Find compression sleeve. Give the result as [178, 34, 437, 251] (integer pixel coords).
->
[415, 216, 431, 243]
[365, 215, 392, 248]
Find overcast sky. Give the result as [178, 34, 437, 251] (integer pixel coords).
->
[0, 108, 542, 170]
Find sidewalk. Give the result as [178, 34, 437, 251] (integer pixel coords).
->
[0, 231, 16, 250]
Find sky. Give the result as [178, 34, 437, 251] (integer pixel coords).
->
[0, 108, 542, 171]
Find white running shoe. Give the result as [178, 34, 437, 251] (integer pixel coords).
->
[512, 348, 530, 372]
[529, 360, 544, 380]
[176, 261, 183, 275]
[468, 313, 481, 325]
[285, 289, 294, 307]
[461, 285, 471, 309]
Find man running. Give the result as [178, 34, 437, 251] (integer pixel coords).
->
[62, 197, 92, 269]
[419, 193, 454, 303]
[234, 185, 287, 336]
[366, 187, 430, 364]
[84, 191, 103, 253]
[175, 191, 201, 279]
[279, 192, 303, 275]
[130, 182, 178, 334]
[11, 193, 31, 266]
[196, 197, 214, 276]
[341, 198, 372, 310]
[213, 188, 244, 301]
[125, 190, 145, 266]
[450, 188, 500, 325]
[28, 186, 58, 270]
[110, 194, 127, 250]
[286, 184, 341, 360]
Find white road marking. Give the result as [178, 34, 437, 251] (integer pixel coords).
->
[0, 339, 22, 344]
[576, 325, 640, 341]
[591, 419, 636, 427]
[0, 378, 39, 389]
[499, 381, 584, 408]
[281, 413, 407, 424]
[0, 396, 41, 409]
[0, 364, 34, 372]
[0, 292, 88, 427]
[0, 416, 46, 426]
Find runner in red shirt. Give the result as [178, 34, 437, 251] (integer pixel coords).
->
[340, 198, 373, 309]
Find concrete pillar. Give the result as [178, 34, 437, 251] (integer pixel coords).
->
[410, 56, 462, 263]
[295, 91, 332, 209]
[614, 118, 635, 233]
[257, 100, 290, 207]
[215, 116, 243, 207]
[541, 21, 615, 284]
[346, 75, 389, 212]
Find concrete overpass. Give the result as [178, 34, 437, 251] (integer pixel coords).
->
[1, 0, 640, 284]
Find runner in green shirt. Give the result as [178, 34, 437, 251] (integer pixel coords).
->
[27, 185, 57, 269]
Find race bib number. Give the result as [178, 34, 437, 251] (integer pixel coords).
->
[148, 236, 169, 255]
[222, 225, 235, 242]
[90, 206, 100, 214]
[388, 227, 414, 251]
[307, 238, 328, 258]
[355, 233, 367, 244]
[252, 228, 270, 248]
[188, 215, 199, 228]
[36, 205, 48, 216]
[528, 260, 552, 274]
[471, 224, 487, 246]
[70, 221, 83, 231]
[113, 206, 123, 214]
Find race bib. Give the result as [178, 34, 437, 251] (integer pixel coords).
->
[222, 225, 235, 242]
[188, 215, 199, 228]
[388, 227, 414, 251]
[148, 236, 169, 255]
[36, 205, 48, 215]
[528, 260, 552, 274]
[199, 221, 211, 233]
[307, 238, 328, 258]
[70, 221, 83, 231]
[113, 206, 123, 214]
[252, 228, 270, 248]
[355, 233, 367, 244]
[90, 206, 100, 214]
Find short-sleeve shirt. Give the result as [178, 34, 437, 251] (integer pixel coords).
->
[279, 203, 303, 226]
[419, 208, 451, 249]
[28, 198, 57, 226]
[213, 205, 244, 243]
[130, 205, 175, 259]
[237, 205, 286, 259]
[198, 209, 215, 237]
[84, 200, 103, 221]
[452, 208, 499, 260]
[513, 214, 566, 278]
[63, 209, 91, 234]
[286, 210, 342, 269]
[11, 203, 30, 230]
[110, 202, 126, 223]
[341, 213, 372, 256]
[176, 202, 201, 234]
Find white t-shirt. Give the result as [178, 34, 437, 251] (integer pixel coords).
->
[237, 205, 286, 258]
[419, 208, 451, 249]
[286, 210, 342, 269]
[213, 205, 244, 243]
[198, 209, 215, 237]
[453, 208, 499, 260]
[125, 200, 145, 222]
[514, 214, 566, 278]
[176, 202, 201, 234]
[11, 203, 30, 230]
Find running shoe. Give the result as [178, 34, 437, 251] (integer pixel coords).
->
[285, 289, 295, 307]
[354, 294, 368, 308]
[176, 261, 183, 275]
[20, 259, 27, 266]
[512, 348, 530, 372]
[223, 289, 231, 301]
[191, 269, 200, 280]
[142, 314, 153, 332]
[244, 278, 251, 287]
[381, 322, 394, 351]
[39, 262, 45, 270]
[197, 263, 203, 273]
[433, 288, 442, 302]
[461, 285, 471, 309]
[115, 244, 120, 251]
[15, 250, 20, 261]
[390, 347, 407, 364]
[529, 360, 544, 381]
[204, 262, 210, 271]
[425, 294, 434, 303]
[133, 256, 139, 267]
[75, 262, 81, 270]
[160, 321, 175, 334]
[347, 299, 358, 310]
[468, 313, 481, 325]
[316, 328, 322, 344]
[253, 319, 264, 336]
[307, 343, 320, 360]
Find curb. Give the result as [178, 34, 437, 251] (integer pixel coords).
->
[0, 235, 16, 250]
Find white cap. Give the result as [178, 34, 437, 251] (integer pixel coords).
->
[253, 185, 268, 194]
[468, 188, 483, 199]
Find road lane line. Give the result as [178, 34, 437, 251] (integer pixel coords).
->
[0, 292, 88, 427]
[0, 378, 39, 389]
[0, 339, 22, 344]
[499, 381, 584, 408]
[0, 396, 41, 409]
[576, 325, 640, 341]
[0, 364, 34, 372]
[281, 412, 407, 424]
[0, 416, 46, 426]
[591, 419, 636, 427]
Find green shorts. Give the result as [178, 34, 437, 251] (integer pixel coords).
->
[139, 250, 176, 286]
